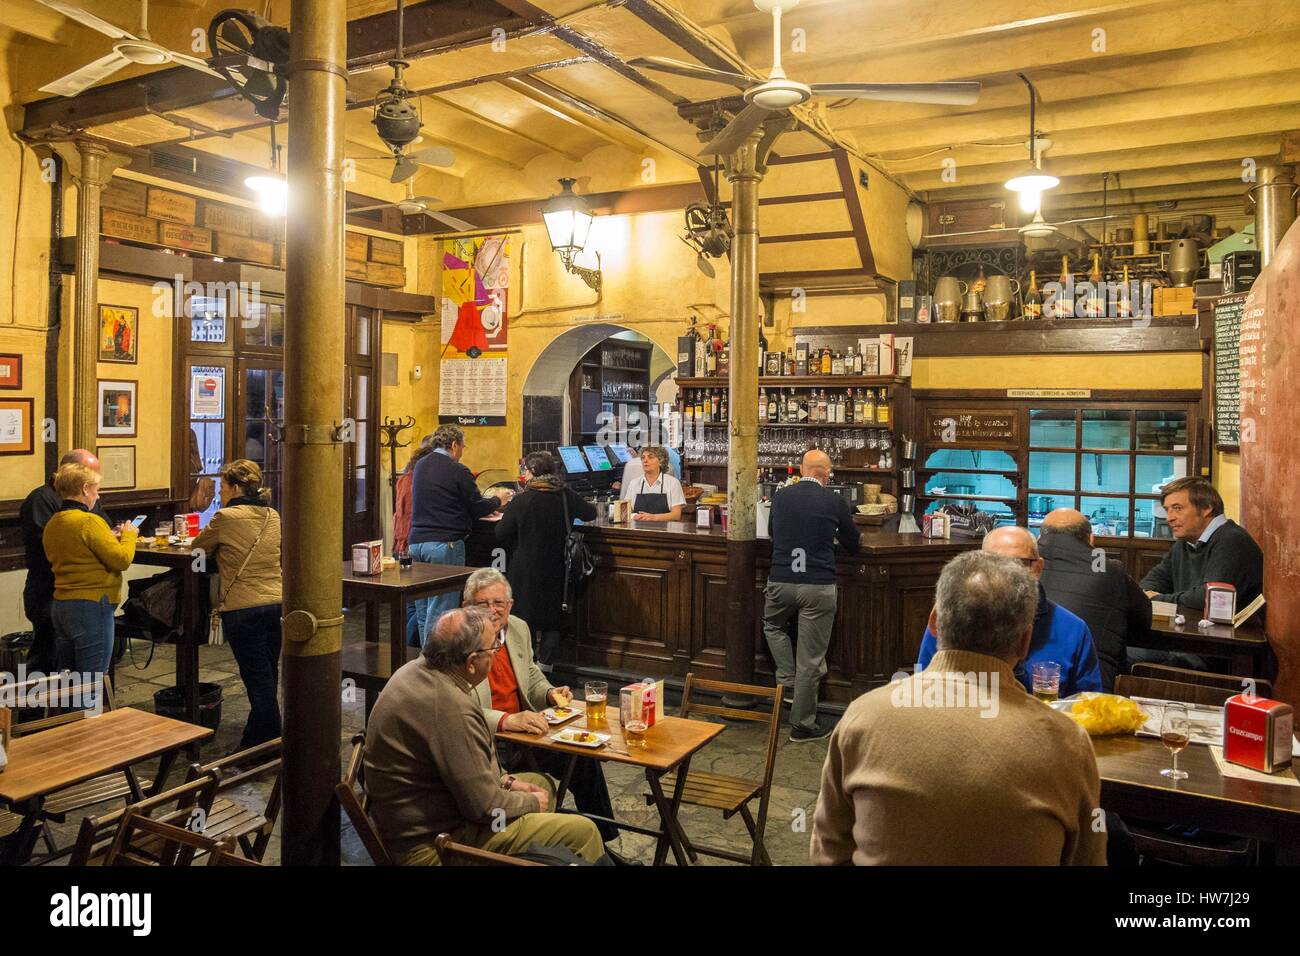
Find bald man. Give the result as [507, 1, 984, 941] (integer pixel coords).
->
[763, 449, 861, 742]
[916, 524, 1102, 697]
[1039, 509, 1151, 690]
[20, 450, 113, 671]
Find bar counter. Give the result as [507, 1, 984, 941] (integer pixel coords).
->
[570, 515, 976, 702]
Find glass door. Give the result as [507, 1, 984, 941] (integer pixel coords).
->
[343, 306, 379, 549]
[238, 360, 285, 510]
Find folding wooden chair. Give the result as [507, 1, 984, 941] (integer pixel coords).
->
[336, 732, 394, 866]
[185, 738, 281, 862]
[433, 833, 545, 867]
[644, 674, 784, 865]
[67, 774, 219, 866]
[1130, 663, 1272, 699]
[103, 812, 226, 866]
[208, 843, 267, 866]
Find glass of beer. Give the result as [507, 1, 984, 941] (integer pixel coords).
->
[624, 719, 648, 748]
[584, 681, 607, 723]
[1159, 703, 1190, 781]
[1031, 661, 1061, 703]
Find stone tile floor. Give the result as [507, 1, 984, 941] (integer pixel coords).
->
[35, 609, 833, 866]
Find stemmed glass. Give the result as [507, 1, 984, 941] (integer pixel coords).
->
[1159, 702, 1190, 781]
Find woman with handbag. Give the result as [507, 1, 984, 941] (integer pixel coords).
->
[494, 451, 596, 665]
[193, 459, 282, 748]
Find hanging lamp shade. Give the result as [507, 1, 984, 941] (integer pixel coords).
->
[1004, 165, 1059, 194]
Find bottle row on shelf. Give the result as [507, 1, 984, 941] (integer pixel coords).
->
[681, 386, 891, 426]
[685, 429, 895, 471]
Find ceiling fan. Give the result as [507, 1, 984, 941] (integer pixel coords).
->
[923, 208, 1122, 242]
[630, 0, 981, 156]
[681, 156, 732, 277]
[349, 181, 479, 232]
[208, 8, 290, 120]
[37, 0, 221, 96]
[348, 139, 457, 185]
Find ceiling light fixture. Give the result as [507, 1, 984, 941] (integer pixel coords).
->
[245, 126, 287, 217]
[542, 177, 600, 291]
[1004, 73, 1059, 202]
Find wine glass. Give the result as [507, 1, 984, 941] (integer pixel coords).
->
[1159, 702, 1190, 781]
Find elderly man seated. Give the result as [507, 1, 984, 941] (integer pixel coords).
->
[461, 568, 625, 859]
[812, 550, 1106, 865]
[917, 526, 1102, 698]
[364, 605, 605, 865]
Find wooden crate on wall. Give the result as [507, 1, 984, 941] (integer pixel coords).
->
[159, 222, 213, 254]
[102, 178, 148, 216]
[146, 187, 198, 225]
[101, 208, 158, 244]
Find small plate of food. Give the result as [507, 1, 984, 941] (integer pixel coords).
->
[541, 705, 582, 725]
[550, 728, 610, 749]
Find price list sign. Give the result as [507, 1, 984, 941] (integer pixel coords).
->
[1212, 293, 1248, 449]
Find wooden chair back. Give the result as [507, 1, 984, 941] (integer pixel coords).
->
[67, 773, 219, 866]
[433, 833, 544, 866]
[103, 812, 225, 866]
[1115, 675, 1235, 708]
[208, 843, 266, 866]
[1130, 663, 1272, 699]
[680, 674, 784, 798]
[186, 738, 282, 860]
[336, 733, 394, 866]
[10, 672, 116, 736]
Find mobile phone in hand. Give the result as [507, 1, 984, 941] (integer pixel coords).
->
[131, 515, 148, 528]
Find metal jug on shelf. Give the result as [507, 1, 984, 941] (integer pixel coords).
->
[983, 274, 1020, 322]
[960, 290, 985, 322]
[1166, 239, 1201, 287]
[933, 276, 966, 323]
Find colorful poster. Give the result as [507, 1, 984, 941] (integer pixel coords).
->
[440, 234, 509, 425]
[99, 305, 138, 363]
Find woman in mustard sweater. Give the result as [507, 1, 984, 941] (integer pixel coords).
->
[42, 462, 138, 679]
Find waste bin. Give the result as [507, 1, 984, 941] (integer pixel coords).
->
[153, 682, 223, 731]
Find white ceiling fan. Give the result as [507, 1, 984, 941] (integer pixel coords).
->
[349, 181, 479, 232]
[630, 0, 981, 156]
[37, 0, 222, 96]
[923, 208, 1122, 242]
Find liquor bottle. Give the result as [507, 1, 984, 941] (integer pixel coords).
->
[759, 387, 768, 423]
[694, 390, 704, 422]
[784, 347, 795, 377]
[834, 391, 845, 424]
[711, 389, 721, 422]
[758, 326, 769, 374]
[844, 388, 854, 423]
[831, 351, 845, 376]
[863, 388, 876, 423]
[1023, 270, 1043, 320]
[1117, 265, 1133, 319]
[877, 387, 890, 424]
[786, 388, 798, 423]
[816, 389, 828, 423]
[797, 391, 810, 423]
[1055, 255, 1074, 319]
[685, 389, 695, 426]
[1087, 253, 1105, 318]
[705, 341, 718, 375]
[719, 390, 728, 423]
[852, 347, 863, 374]
[769, 388, 780, 423]
[820, 347, 832, 375]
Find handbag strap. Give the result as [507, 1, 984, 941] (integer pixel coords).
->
[216, 510, 272, 613]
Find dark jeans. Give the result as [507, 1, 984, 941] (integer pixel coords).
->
[23, 592, 57, 673]
[223, 603, 283, 749]
[499, 742, 619, 842]
[51, 597, 115, 677]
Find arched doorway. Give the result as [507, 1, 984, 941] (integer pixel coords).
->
[521, 324, 676, 453]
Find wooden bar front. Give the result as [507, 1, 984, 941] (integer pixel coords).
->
[572, 517, 974, 703]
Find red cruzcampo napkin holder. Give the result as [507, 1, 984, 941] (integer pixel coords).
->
[1224, 693, 1293, 773]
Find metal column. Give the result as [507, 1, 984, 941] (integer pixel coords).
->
[280, 0, 347, 866]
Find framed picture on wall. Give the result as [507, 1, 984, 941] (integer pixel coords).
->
[99, 305, 138, 364]
[0, 397, 34, 455]
[97, 378, 137, 437]
[0, 353, 20, 389]
[97, 445, 136, 489]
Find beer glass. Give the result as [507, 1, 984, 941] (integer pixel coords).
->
[584, 681, 608, 723]
[624, 719, 648, 747]
[1031, 661, 1060, 703]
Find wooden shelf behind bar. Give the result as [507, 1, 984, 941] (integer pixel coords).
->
[677, 375, 906, 390]
[689, 420, 893, 430]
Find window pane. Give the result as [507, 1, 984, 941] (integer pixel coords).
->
[922, 448, 1016, 470]
[1137, 411, 1188, 450]
[355, 373, 369, 417]
[354, 467, 367, 513]
[270, 371, 285, 420]
[1135, 455, 1185, 494]
[355, 311, 371, 355]
[1029, 409, 1075, 448]
[1081, 410, 1131, 449]
[189, 296, 226, 343]
[1081, 496, 1129, 537]
[190, 365, 225, 419]
[1080, 453, 1131, 493]
[243, 302, 267, 346]
[1029, 452, 1076, 490]
[245, 421, 267, 463]
[268, 304, 285, 348]
[190, 422, 224, 474]
[246, 368, 266, 418]
[923, 471, 1016, 500]
[1134, 498, 1173, 539]
[355, 420, 368, 467]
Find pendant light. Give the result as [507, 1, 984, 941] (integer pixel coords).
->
[1004, 73, 1058, 213]
[246, 125, 287, 216]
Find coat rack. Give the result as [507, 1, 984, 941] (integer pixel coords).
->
[378, 415, 417, 515]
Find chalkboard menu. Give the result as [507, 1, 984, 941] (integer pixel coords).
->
[924, 408, 1018, 449]
[1213, 293, 1247, 449]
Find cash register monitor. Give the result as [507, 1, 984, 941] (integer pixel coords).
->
[556, 445, 588, 475]
[606, 442, 633, 465]
[582, 445, 614, 472]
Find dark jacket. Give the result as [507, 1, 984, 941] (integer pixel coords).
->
[20, 480, 110, 608]
[495, 477, 597, 633]
[409, 451, 499, 545]
[1139, 518, 1263, 611]
[1039, 532, 1151, 691]
[767, 479, 861, 585]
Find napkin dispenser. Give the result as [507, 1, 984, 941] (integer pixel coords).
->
[1204, 581, 1236, 624]
[351, 540, 383, 576]
[1224, 694, 1293, 773]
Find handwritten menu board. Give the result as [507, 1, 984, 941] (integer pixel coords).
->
[924, 408, 1018, 449]
[1237, 292, 1266, 450]
[1213, 293, 1247, 449]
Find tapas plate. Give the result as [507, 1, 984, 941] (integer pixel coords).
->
[541, 706, 582, 726]
[550, 728, 610, 749]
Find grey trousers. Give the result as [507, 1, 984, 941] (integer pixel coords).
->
[762, 581, 837, 732]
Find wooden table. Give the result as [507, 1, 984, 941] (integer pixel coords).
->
[1094, 734, 1300, 863]
[132, 542, 211, 735]
[497, 699, 725, 866]
[0, 708, 212, 864]
[1134, 609, 1271, 677]
[340, 562, 474, 722]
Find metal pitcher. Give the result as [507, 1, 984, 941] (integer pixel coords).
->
[933, 276, 966, 323]
[960, 290, 985, 322]
[1167, 239, 1200, 287]
[983, 274, 1020, 321]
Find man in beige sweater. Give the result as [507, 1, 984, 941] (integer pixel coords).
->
[811, 550, 1107, 866]
[365, 605, 605, 865]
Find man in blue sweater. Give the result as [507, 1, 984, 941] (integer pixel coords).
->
[409, 425, 508, 645]
[917, 526, 1102, 698]
[763, 449, 861, 742]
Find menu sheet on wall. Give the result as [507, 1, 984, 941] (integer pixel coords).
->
[1213, 293, 1248, 449]
[439, 234, 510, 426]
[439, 357, 507, 427]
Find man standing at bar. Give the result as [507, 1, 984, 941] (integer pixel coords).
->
[19, 449, 111, 672]
[408, 424, 508, 645]
[763, 449, 860, 742]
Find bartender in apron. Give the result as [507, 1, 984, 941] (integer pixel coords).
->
[621, 446, 686, 522]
